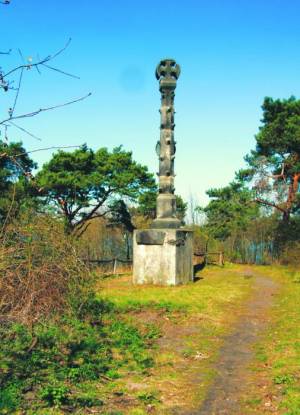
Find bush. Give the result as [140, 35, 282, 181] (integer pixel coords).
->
[0, 213, 90, 325]
[0, 213, 156, 413]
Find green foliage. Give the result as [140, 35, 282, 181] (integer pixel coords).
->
[137, 190, 157, 219]
[274, 218, 300, 254]
[36, 145, 156, 234]
[108, 199, 135, 232]
[109, 320, 154, 370]
[175, 194, 188, 223]
[115, 299, 187, 314]
[256, 96, 300, 156]
[136, 390, 160, 404]
[39, 384, 70, 407]
[0, 212, 156, 413]
[0, 297, 155, 412]
[273, 374, 295, 385]
[201, 181, 258, 241]
[201, 96, 300, 263]
[142, 323, 162, 341]
[0, 383, 21, 412]
[250, 267, 300, 415]
[0, 140, 37, 223]
[238, 96, 300, 221]
[0, 314, 107, 410]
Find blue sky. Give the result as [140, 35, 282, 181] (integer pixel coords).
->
[1, 0, 300, 207]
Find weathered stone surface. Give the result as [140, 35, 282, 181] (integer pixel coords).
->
[133, 229, 193, 286]
[151, 58, 181, 229]
[135, 230, 166, 245]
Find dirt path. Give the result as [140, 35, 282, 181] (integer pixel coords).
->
[188, 274, 279, 415]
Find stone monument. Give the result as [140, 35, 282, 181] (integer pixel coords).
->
[133, 59, 193, 286]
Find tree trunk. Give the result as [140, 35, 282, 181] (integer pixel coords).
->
[284, 172, 300, 222]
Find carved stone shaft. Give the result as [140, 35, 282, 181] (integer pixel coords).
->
[151, 58, 181, 229]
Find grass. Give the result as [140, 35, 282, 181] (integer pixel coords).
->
[94, 264, 255, 413]
[241, 266, 300, 414]
[97, 265, 300, 414]
[0, 296, 157, 415]
[4, 264, 299, 414]
[97, 264, 254, 316]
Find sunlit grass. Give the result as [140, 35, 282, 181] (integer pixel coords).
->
[241, 266, 300, 414]
[95, 265, 254, 413]
[97, 264, 254, 319]
[96, 265, 300, 414]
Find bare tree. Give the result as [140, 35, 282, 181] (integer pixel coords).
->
[188, 193, 204, 225]
[1, 37, 91, 146]
[0, 0, 91, 228]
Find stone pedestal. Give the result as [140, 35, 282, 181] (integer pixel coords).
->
[133, 229, 193, 285]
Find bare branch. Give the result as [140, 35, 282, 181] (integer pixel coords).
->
[10, 145, 81, 158]
[264, 163, 286, 180]
[0, 92, 92, 125]
[73, 199, 110, 232]
[41, 63, 80, 79]
[17, 48, 25, 63]
[254, 197, 287, 214]
[0, 49, 11, 55]
[3, 38, 72, 79]
[74, 222, 92, 238]
[49, 37, 72, 60]
[35, 65, 41, 75]
[6, 121, 42, 141]
[11, 67, 24, 116]
[5, 86, 18, 91]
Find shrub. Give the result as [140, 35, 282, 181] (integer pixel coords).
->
[0, 213, 156, 413]
[0, 213, 90, 325]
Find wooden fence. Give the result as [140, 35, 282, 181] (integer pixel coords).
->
[83, 258, 133, 275]
[193, 251, 225, 266]
[84, 251, 224, 276]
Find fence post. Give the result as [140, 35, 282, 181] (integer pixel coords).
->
[113, 258, 117, 274]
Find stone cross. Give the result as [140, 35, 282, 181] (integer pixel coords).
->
[151, 59, 181, 229]
[133, 59, 193, 285]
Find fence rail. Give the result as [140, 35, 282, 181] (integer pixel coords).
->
[83, 258, 133, 275]
[83, 251, 225, 276]
[193, 251, 225, 266]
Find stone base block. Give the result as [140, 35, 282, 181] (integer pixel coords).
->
[133, 228, 193, 286]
